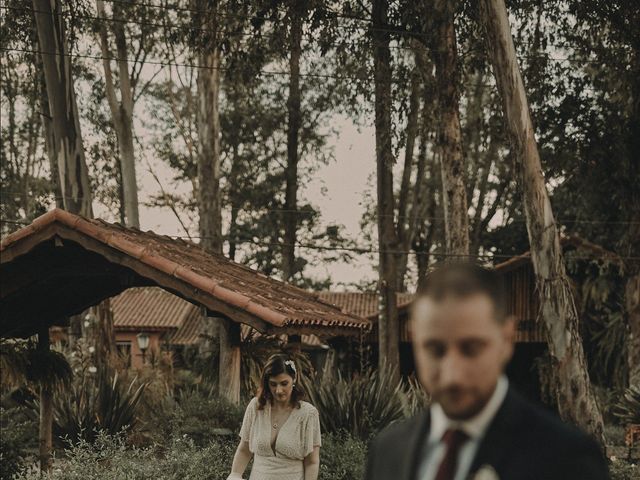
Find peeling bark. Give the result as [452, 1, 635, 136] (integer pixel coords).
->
[432, 0, 469, 257]
[96, 0, 140, 227]
[479, 0, 605, 447]
[33, 0, 92, 217]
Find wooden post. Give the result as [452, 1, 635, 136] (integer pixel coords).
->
[219, 317, 241, 403]
[38, 326, 53, 473]
[288, 334, 302, 353]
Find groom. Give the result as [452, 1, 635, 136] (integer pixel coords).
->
[365, 262, 609, 480]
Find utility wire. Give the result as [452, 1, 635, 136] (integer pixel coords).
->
[2, 4, 624, 64]
[1, 191, 638, 225]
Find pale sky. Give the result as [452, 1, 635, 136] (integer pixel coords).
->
[119, 116, 380, 289]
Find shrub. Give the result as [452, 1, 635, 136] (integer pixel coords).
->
[155, 387, 244, 447]
[318, 432, 367, 480]
[0, 405, 38, 480]
[609, 459, 638, 480]
[307, 364, 406, 440]
[14, 431, 241, 480]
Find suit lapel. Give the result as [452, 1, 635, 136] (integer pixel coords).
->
[403, 409, 430, 480]
[468, 387, 524, 477]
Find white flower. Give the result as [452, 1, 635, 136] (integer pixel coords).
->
[284, 360, 297, 374]
[473, 465, 500, 480]
[88, 366, 97, 373]
[88, 346, 95, 353]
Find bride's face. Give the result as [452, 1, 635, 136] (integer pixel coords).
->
[268, 372, 295, 405]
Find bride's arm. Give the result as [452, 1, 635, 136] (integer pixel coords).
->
[303, 446, 320, 480]
[228, 440, 252, 479]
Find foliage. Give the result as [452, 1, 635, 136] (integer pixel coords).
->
[0, 405, 38, 480]
[11, 429, 369, 480]
[613, 386, 640, 425]
[609, 460, 639, 480]
[28, 372, 146, 445]
[317, 432, 367, 480]
[14, 431, 239, 480]
[565, 252, 628, 388]
[163, 386, 245, 447]
[306, 363, 407, 440]
[0, 340, 72, 390]
[403, 374, 431, 417]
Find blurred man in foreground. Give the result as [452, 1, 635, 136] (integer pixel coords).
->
[365, 262, 608, 480]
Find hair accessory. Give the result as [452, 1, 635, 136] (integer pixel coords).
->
[284, 359, 297, 375]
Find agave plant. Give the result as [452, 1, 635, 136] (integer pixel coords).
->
[30, 371, 146, 445]
[306, 363, 407, 440]
[403, 375, 431, 417]
[613, 386, 640, 425]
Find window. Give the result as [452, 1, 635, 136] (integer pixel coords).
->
[116, 341, 132, 368]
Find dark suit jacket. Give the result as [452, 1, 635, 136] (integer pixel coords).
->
[365, 387, 609, 480]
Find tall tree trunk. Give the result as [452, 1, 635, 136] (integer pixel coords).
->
[37, 327, 52, 473]
[432, 1, 469, 256]
[372, 0, 400, 379]
[96, 0, 140, 228]
[33, 0, 92, 217]
[624, 49, 640, 390]
[396, 68, 422, 291]
[36, 57, 62, 208]
[282, 0, 304, 282]
[33, 2, 91, 466]
[479, 0, 605, 447]
[194, 0, 236, 402]
[197, 47, 223, 253]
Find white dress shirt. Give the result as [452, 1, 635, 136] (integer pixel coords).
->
[417, 376, 509, 480]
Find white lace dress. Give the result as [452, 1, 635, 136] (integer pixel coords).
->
[239, 397, 322, 480]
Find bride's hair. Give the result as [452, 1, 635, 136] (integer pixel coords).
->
[256, 354, 306, 410]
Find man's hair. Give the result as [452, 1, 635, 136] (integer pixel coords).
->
[416, 261, 507, 322]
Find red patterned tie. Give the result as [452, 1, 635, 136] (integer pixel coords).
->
[434, 429, 469, 480]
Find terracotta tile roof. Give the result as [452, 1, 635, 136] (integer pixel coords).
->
[0, 209, 371, 336]
[165, 301, 205, 345]
[317, 291, 415, 320]
[111, 287, 197, 331]
[112, 287, 327, 347]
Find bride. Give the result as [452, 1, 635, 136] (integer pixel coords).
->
[227, 354, 321, 480]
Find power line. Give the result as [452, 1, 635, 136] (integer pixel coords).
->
[1, 4, 420, 53]
[1, 191, 638, 225]
[1, 217, 638, 262]
[0, 45, 605, 90]
[1, 4, 624, 65]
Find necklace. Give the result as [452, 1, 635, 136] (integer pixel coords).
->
[271, 406, 291, 429]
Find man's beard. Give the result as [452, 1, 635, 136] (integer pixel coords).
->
[435, 386, 493, 421]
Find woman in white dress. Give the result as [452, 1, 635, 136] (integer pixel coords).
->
[227, 354, 321, 480]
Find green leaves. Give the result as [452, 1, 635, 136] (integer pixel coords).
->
[30, 371, 147, 445]
[306, 362, 429, 440]
[0, 341, 72, 390]
[613, 386, 640, 425]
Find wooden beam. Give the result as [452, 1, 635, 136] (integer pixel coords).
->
[38, 326, 53, 473]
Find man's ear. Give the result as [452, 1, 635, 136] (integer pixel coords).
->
[501, 315, 517, 361]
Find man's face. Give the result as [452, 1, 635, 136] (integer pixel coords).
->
[411, 293, 515, 420]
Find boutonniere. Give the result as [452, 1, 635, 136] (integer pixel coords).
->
[471, 464, 500, 480]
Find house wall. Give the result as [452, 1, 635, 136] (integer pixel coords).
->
[114, 331, 164, 369]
